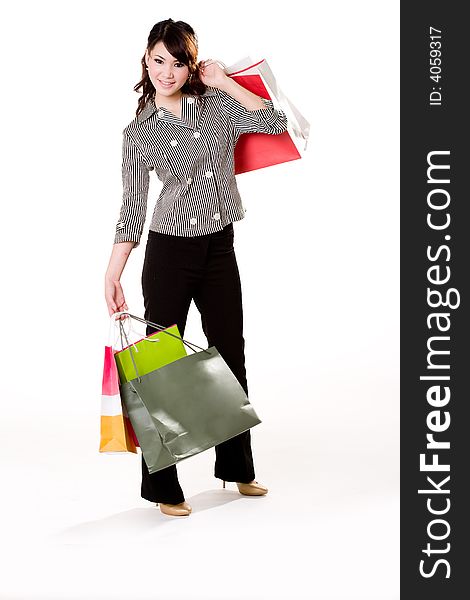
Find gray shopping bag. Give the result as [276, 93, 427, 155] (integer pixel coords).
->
[117, 314, 261, 474]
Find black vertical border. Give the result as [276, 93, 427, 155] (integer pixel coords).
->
[401, 2, 468, 598]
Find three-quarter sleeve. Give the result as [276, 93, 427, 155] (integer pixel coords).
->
[214, 88, 288, 136]
[113, 130, 151, 248]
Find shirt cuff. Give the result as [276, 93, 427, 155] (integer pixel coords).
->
[113, 231, 140, 248]
[247, 99, 279, 126]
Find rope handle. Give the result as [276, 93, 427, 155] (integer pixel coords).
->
[109, 311, 211, 383]
[112, 312, 208, 353]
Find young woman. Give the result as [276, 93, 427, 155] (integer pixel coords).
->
[104, 18, 288, 517]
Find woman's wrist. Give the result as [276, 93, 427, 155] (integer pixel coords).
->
[105, 241, 134, 282]
[215, 73, 232, 93]
[105, 273, 120, 283]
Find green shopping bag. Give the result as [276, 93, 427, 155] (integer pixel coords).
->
[114, 323, 187, 384]
[116, 313, 262, 475]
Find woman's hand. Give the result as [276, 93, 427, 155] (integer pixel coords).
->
[105, 241, 134, 320]
[198, 59, 228, 89]
[105, 277, 128, 319]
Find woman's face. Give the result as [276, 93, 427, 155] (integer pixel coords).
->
[145, 41, 190, 99]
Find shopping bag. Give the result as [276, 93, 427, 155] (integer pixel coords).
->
[116, 313, 262, 475]
[225, 56, 310, 174]
[99, 323, 137, 453]
[114, 322, 187, 384]
[113, 317, 188, 450]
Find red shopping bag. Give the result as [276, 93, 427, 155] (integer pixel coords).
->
[226, 57, 310, 174]
[99, 321, 138, 453]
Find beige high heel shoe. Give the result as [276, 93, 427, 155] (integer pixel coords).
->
[222, 480, 269, 496]
[157, 501, 192, 516]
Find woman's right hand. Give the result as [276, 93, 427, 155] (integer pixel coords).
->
[105, 240, 135, 320]
[105, 277, 128, 319]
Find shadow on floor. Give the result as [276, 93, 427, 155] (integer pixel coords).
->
[49, 488, 262, 544]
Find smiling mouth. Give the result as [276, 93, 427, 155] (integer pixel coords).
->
[158, 80, 175, 87]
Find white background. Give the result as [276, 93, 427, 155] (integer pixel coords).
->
[0, 1, 399, 599]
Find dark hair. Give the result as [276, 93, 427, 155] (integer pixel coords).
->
[134, 19, 207, 117]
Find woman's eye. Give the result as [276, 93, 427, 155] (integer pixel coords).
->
[153, 59, 185, 68]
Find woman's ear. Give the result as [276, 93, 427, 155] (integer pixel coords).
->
[144, 49, 150, 68]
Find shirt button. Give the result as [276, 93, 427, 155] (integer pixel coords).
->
[170, 139, 178, 146]
[157, 110, 164, 118]
[187, 177, 193, 184]
[212, 213, 220, 220]
[193, 131, 201, 138]
[187, 97, 195, 104]
[205, 171, 213, 178]
[190, 217, 197, 225]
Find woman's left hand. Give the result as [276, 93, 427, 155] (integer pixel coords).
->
[198, 59, 228, 89]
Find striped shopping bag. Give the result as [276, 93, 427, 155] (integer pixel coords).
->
[99, 321, 137, 453]
[225, 56, 310, 174]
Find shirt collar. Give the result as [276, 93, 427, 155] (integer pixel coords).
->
[136, 88, 217, 125]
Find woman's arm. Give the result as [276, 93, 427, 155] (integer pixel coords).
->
[218, 76, 266, 111]
[105, 128, 151, 317]
[104, 241, 134, 316]
[200, 60, 266, 111]
[200, 59, 288, 136]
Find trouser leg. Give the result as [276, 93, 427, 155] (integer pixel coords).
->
[192, 224, 256, 484]
[140, 230, 199, 504]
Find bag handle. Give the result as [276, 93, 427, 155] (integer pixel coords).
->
[112, 312, 208, 354]
[111, 311, 210, 384]
[118, 321, 142, 382]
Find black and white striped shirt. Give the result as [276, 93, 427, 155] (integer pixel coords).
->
[114, 85, 288, 246]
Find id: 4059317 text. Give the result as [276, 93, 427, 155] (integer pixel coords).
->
[429, 26, 442, 106]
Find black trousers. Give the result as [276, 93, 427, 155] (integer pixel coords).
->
[140, 222, 256, 504]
